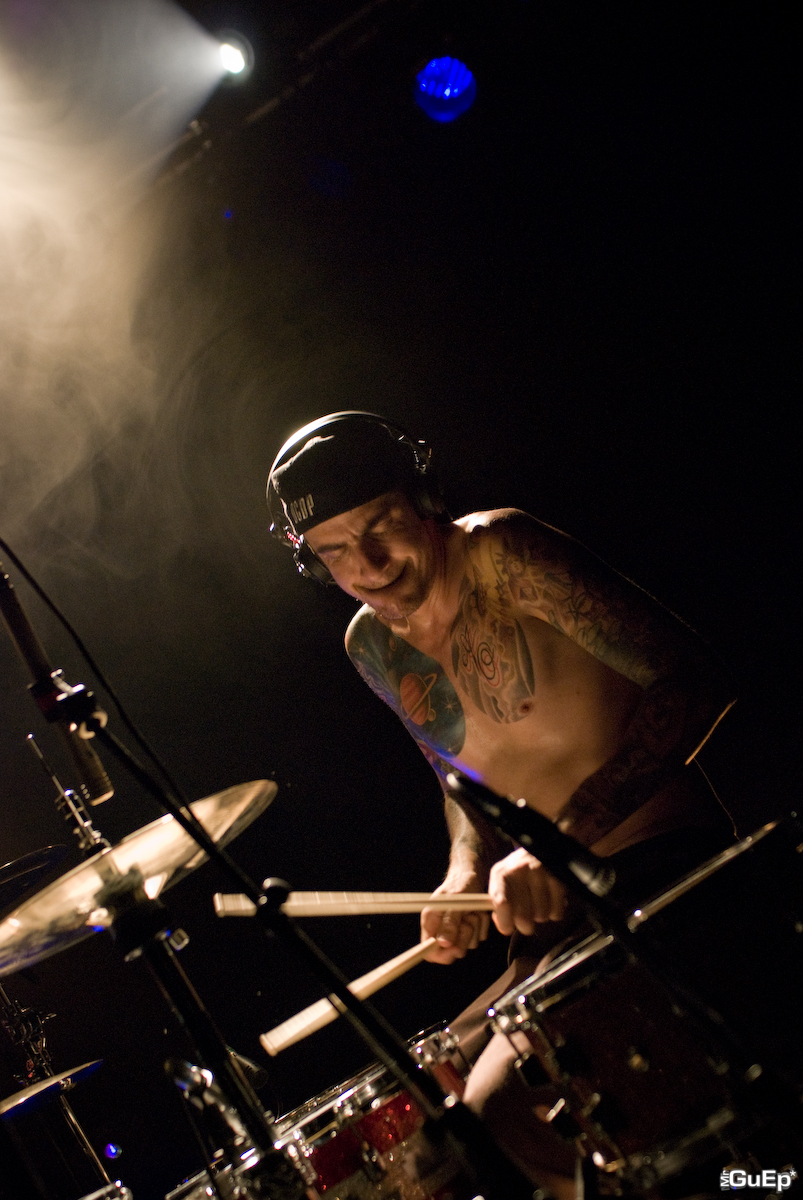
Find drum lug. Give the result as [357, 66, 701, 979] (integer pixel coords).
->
[535, 1095, 582, 1141]
[335, 1099, 356, 1125]
[282, 1136, 319, 1188]
[360, 1140, 385, 1183]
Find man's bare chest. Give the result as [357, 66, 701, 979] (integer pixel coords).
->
[349, 602, 613, 766]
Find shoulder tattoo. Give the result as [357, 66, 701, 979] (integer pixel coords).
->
[348, 618, 466, 758]
[487, 519, 668, 685]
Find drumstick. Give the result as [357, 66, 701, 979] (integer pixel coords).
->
[260, 937, 438, 1056]
[213, 891, 494, 918]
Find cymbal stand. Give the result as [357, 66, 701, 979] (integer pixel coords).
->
[0, 979, 55, 1087]
[106, 885, 306, 1200]
[42, 685, 538, 1200]
[27, 734, 111, 859]
[2, 725, 113, 1187]
[0, 980, 113, 1190]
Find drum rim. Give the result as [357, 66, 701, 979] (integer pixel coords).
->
[489, 820, 780, 1023]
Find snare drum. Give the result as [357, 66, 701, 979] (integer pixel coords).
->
[489, 821, 803, 1186]
[273, 1025, 471, 1200]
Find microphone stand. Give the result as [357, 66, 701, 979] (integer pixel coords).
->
[445, 772, 632, 939]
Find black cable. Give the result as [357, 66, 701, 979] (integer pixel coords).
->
[0, 535, 190, 808]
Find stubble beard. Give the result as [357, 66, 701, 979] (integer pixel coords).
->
[362, 565, 431, 623]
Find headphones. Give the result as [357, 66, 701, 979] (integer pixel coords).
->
[266, 411, 445, 584]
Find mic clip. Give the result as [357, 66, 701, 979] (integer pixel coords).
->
[32, 670, 107, 737]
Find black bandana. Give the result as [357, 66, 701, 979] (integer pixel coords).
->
[272, 424, 414, 535]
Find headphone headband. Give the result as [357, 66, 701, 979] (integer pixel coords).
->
[266, 411, 442, 584]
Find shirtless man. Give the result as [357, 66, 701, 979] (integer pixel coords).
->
[268, 411, 736, 1193]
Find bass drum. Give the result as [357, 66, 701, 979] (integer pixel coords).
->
[273, 1024, 472, 1200]
[489, 820, 803, 1189]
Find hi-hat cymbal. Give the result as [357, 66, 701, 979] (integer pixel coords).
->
[0, 780, 276, 979]
[0, 1060, 102, 1119]
[0, 846, 69, 915]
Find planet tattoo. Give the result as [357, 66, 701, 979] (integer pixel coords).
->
[399, 672, 438, 724]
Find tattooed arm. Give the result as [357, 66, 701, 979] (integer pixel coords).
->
[345, 606, 508, 961]
[416, 792, 508, 964]
[482, 510, 737, 846]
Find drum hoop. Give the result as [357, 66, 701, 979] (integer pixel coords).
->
[628, 821, 777, 929]
[491, 821, 780, 1022]
[489, 932, 616, 1020]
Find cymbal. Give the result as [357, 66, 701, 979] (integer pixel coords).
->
[0, 846, 69, 915]
[0, 1060, 102, 1119]
[0, 780, 276, 979]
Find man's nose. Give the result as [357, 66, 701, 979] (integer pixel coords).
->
[357, 537, 390, 571]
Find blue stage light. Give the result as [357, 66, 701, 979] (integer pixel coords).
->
[104, 1143, 123, 1160]
[414, 57, 476, 123]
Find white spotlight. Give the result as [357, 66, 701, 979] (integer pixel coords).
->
[216, 32, 253, 82]
[220, 42, 245, 75]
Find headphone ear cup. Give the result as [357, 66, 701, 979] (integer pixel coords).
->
[410, 474, 449, 522]
[293, 539, 333, 585]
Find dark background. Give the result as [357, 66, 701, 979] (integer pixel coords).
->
[0, 3, 798, 1196]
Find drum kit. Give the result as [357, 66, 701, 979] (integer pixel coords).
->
[1, 559, 802, 1200]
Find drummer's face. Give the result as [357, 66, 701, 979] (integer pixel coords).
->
[305, 491, 438, 620]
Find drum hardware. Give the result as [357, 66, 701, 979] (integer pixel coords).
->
[488, 823, 803, 1194]
[0, 977, 57, 1086]
[27, 734, 112, 857]
[0, 779, 276, 977]
[0, 775, 275, 1198]
[0, 1060, 103, 1119]
[168, 1057, 253, 1200]
[0, 559, 114, 805]
[110, 887, 307, 1200]
[272, 1026, 474, 1200]
[1, 972, 112, 1192]
[0, 566, 539, 1200]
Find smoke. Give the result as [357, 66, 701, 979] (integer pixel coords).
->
[0, 0, 223, 551]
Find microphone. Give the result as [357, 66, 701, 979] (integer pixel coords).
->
[0, 564, 114, 805]
[446, 771, 616, 898]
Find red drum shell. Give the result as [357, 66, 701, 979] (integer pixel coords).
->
[274, 1023, 472, 1198]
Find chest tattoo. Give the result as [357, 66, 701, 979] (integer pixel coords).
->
[349, 621, 465, 758]
[449, 575, 535, 723]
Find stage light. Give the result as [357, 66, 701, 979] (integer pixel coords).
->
[104, 1143, 123, 1159]
[415, 57, 476, 123]
[220, 42, 245, 75]
[216, 32, 254, 82]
